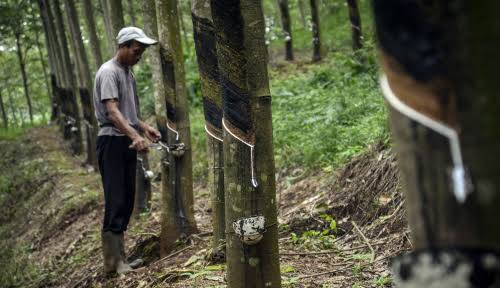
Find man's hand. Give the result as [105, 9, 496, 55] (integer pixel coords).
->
[143, 125, 161, 142]
[129, 134, 149, 151]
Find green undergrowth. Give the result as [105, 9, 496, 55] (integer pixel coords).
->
[270, 44, 389, 170]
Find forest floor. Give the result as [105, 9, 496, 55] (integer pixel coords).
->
[0, 124, 410, 288]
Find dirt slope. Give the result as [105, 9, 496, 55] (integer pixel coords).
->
[0, 126, 410, 287]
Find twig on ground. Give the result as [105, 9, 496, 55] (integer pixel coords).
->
[136, 232, 159, 238]
[149, 246, 191, 266]
[352, 220, 375, 263]
[280, 242, 385, 256]
[296, 263, 354, 279]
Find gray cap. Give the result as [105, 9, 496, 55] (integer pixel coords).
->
[116, 27, 158, 46]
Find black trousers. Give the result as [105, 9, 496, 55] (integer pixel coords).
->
[97, 136, 137, 233]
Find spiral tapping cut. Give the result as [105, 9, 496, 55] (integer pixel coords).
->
[380, 75, 471, 203]
[222, 118, 258, 188]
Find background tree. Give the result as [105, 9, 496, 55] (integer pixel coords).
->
[191, 0, 225, 260]
[310, 0, 321, 62]
[156, 0, 198, 255]
[277, 0, 294, 61]
[0, 89, 8, 128]
[347, 0, 362, 51]
[0, 0, 34, 124]
[82, 0, 104, 68]
[52, 0, 83, 154]
[211, 0, 281, 286]
[105, 0, 125, 51]
[374, 0, 500, 285]
[64, 0, 98, 167]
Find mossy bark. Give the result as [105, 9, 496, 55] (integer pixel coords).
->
[53, 0, 83, 155]
[310, 0, 321, 62]
[277, 0, 294, 61]
[191, 0, 225, 260]
[211, 0, 281, 286]
[347, 0, 362, 51]
[374, 0, 500, 285]
[82, 0, 103, 68]
[64, 0, 98, 168]
[156, 0, 198, 256]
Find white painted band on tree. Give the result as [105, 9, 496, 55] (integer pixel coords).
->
[204, 124, 223, 142]
[222, 118, 258, 188]
[380, 75, 471, 203]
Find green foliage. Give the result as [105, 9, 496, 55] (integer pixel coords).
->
[290, 227, 336, 251]
[271, 44, 388, 170]
[374, 275, 392, 287]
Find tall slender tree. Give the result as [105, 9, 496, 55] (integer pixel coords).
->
[310, 0, 321, 61]
[277, 0, 294, 61]
[64, 0, 98, 167]
[0, 90, 8, 128]
[106, 0, 125, 48]
[142, 0, 169, 218]
[346, 0, 362, 51]
[82, 0, 103, 68]
[211, 0, 281, 286]
[191, 0, 225, 260]
[127, 0, 136, 26]
[373, 0, 500, 286]
[100, 0, 115, 56]
[156, 0, 198, 255]
[14, 32, 34, 123]
[38, 0, 63, 123]
[52, 0, 83, 154]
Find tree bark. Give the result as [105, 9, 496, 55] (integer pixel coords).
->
[191, 0, 225, 261]
[106, 0, 125, 51]
[82, 0, 104, 68]
[142, 0, 169, 218]
[347, 0, 362, 51]
[53, 0, 83, 155]
[0, 90, 8, 128]
[14, 33, 34, 124]
[99, 0, 115, 56]
[38, 0, 63, 123]
[277, 0, 294, 61]
[374, 0, 500, 286]
[211, 0, 281, 287]
[156, 0, 198, 256]
[34, 29, 52, 115]
[7, 90, 18, 126]
[64, 0, 98, 167]
[309, 0, 321, 62]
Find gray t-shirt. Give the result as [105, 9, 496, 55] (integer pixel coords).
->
[93, 57, 139, 136]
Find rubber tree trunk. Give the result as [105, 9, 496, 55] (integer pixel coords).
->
[211, 1, 281, 287]
[14, 33, 34, 124]
[106, 0, 125, 50]
[0, 90, 8, 128]
[34, 30, 52, 115]
[373, 1, 500, 286]
[99, 0, 115, 56]
[156, 0, 198, 256]
[38, 0, 62, 123]
[53, 0, 83, 155]
[64, 0, 98, 168]
[142, 0, 168, 216]
[347, 0, 362, 51]
[277, 0, 294, 61]
[309, 0, 321, 62]
[82, 0, 104, 68]
[191, 0, 225, 261]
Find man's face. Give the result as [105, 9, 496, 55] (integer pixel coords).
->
[124, 41, 147, 66]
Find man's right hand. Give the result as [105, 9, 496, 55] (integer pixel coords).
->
[129, 135, 148, 151]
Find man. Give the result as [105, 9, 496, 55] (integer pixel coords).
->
[93, 27, 161, 275]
